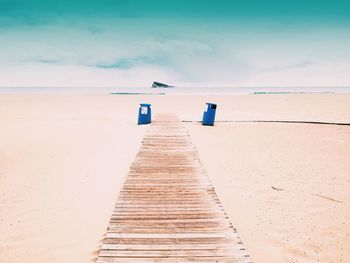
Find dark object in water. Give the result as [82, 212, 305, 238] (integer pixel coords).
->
[152, 82, 173, 88]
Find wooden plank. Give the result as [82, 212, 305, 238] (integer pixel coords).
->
[100, 243, 242, 250]
[97, 257, 250, 263]
[98, 249, 241, 258]
[102, 237, 242, 245]
[107, 223, 232, 228]
[108, 218, 232, 225]
[96, 113, 252, 263]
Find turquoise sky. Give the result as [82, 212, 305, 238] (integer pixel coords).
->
[0, 0, 349, 87]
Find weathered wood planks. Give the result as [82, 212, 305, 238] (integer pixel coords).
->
[96, 113, 252, 263]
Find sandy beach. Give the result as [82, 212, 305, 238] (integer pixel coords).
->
[0, 93, 349, 263]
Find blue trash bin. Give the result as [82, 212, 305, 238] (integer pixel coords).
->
[138, 103, 152, 125]
[202, 102, 217, 126]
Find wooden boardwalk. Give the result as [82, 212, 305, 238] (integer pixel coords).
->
[96, 114, 252, 263]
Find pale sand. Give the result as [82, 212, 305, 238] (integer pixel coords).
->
[0, 93, 349, 263]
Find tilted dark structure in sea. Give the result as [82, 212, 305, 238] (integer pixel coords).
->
[151, 82, 173, 88]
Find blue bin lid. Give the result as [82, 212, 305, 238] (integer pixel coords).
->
[140, 103, 151, 107]
[206, 102, 217, 106]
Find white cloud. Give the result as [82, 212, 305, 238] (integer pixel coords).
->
[0, 24, 350, 87]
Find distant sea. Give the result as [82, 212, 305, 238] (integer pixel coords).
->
[0, 86, 350, 94]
